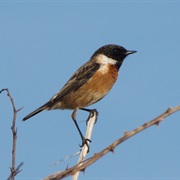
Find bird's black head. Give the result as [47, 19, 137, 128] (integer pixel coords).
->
[92, 44, 137, 69]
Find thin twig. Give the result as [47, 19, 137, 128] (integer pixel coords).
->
[44, 110, 98, 180]
[0, 88, 23, 180]
[44, 105, 180, 180]
[72, 110, 98, 180]
[7, 162, 24, 180]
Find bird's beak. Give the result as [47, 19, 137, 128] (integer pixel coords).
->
[125, 50, 137, 55]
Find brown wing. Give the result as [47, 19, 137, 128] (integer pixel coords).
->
[22, 61, 100, 121]
[48, 62, 100, 107]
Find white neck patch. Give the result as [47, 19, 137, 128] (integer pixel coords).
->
[96, 54, 117, 65]
[96, 54, 117, 74]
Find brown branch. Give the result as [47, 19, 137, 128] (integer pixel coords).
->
[72, 110, 98, 180]
[7, 162, 24, 180]
[44, 105, 180, 180]
[0, 88, 23, 180]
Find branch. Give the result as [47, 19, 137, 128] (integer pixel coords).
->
[7, 162, 24, 180]
[0, 88, 23, 180]
[44, 110, 98, 180]
[44, 105, 180, 180]
[72, 110, 98, 180]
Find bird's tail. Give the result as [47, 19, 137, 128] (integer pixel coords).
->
[22, 103, 49, 121]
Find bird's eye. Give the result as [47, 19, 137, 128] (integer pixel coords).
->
[114, 49, 118, 53]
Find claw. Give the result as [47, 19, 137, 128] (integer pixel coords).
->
[72, 108, 98, 153]
[86, 109, 98, 125]
[80, 138, 91, 153]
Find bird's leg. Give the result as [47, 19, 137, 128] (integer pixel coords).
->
[71, 109, 91, 152]
[80, 108, 98, 125]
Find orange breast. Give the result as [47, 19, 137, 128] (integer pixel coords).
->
[59, 64, 118, 109]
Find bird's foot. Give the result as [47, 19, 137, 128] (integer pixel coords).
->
[80, 137, 91, 153]
[86, 109, 98, 125]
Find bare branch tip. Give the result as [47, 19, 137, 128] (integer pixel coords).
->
[81, 168, 86, 173]
[0, 88, 8, 94]
[124, 131, 130, 136]
[166, 107, 172, 113]
[155, 117, 164, 127]
[154, 121, 160, 126]
[109, 147, 114, 153]
[17, 106, 24, 112]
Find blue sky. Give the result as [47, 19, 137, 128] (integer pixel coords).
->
[1, 1, 180, 179]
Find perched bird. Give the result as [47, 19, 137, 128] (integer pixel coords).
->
[23, 44, 136, 148]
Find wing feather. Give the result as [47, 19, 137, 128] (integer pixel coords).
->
[48, 62, 100, 107]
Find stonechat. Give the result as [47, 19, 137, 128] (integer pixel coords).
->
[23, 44, 136, 148]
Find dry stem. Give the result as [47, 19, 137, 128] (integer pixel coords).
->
[0, 88, 23, 180]
[44, 105, 180, 180]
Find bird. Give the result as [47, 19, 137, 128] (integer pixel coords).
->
[23, 44, 136, 149]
